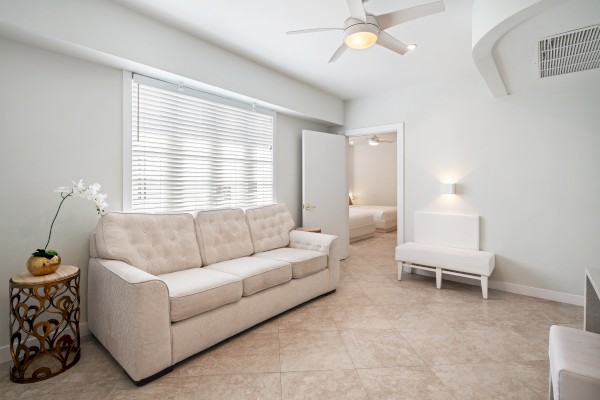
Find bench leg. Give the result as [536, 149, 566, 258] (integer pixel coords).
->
[397, 262, 403, 281]
[481, 276, 488, 299]
[436, 268, 442, 289]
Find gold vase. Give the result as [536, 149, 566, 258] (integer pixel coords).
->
[27, 255, 61, 276]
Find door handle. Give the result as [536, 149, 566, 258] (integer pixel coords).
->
[303, 203, 316, 210]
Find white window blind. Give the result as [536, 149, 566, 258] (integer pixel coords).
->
[131, 75, 274, 212]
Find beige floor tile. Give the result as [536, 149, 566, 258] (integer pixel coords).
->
[339, 329, 424, 368]
[279, 330, 354, 372]
[458, 326, 547, 362]
[108, 373, 281, 400]
[357, 366, 456, 400]
[510, 323, 553, 350]
[171, 331, 280, 376]
[281, 369, 368, 400]
[278, 305, 337, 332]
[432, 363, 542, 400]
[506, 360, 550, 398]
[329, 304, 393, 330]
[382, 305, 457, 333]
[400, 326, 494, 365]
[15, 381, 129, 400]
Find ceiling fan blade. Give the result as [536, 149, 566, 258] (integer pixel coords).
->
[286, 28, 343, 35]
[329, 43, 348, 63]
[377, 0, 445, 30]
[346, 0, 367, 22]
[376, 31, 410, 55]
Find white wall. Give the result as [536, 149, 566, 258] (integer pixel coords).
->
[0, 0, 343, 125]
[351, 143, 397, 206]
[0, 38, 333, 350]
[345, 72, 600, 297]
[0, 38, 123, 348]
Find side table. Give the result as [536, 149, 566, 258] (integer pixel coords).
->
[9, 265, 81, 383]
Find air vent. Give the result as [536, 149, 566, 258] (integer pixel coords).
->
[537, 25, 600, 78]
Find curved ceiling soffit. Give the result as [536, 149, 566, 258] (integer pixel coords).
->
[472, 0, 566, 97]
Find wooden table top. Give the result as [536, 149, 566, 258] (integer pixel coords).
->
[11, 265, 79, 285]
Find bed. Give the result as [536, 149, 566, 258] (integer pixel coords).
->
[350, 205, 397, 232]
[349, 208, 376, 242]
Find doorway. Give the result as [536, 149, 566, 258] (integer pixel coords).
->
[344, 123, 404, 245]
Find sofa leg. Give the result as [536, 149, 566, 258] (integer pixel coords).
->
[407, 266, 413, 274]
[132, 365, 173, 386]
[481, 276, 488, 299]
[435, 268, 442, 289]
[397, 262, 403, 281]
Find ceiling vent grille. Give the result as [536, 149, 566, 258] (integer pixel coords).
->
[537, 25, 600, 78]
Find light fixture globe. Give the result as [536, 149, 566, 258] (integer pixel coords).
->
[343, 16, 380, 50]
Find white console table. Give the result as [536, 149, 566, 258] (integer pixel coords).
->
[584, 267, 600, 334]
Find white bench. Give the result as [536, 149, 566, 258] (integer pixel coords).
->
[395, 212, 495, 299]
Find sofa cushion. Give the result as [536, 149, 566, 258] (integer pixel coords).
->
[157, 268, 242, 322]
[95, 212, 202, 275]
[253, 248, 327, 279]
[395, 242, 495, 276]
[195, 208, 254, 265]
[245, 204, 295, 253]
[205, 257, 292, 296]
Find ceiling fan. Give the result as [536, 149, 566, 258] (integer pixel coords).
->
[367, 134, 394, 146]
[349, 135, 395, 146]
[287, 0, 445, 62]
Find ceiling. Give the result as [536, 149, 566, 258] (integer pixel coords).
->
[113, 0, 476, 100]
[112, 0, 599, 100]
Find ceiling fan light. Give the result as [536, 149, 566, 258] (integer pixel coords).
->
[407, 44, 417, 51]
[368, 137, 379, 146]
[345, 31, 378, 49]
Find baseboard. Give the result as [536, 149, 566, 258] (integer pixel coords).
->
[404, 267, 584, 306]
[1, 322, 90, 364]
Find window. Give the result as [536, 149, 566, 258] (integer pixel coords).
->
[129, 74, 274, 212]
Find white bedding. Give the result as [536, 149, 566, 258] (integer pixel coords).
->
[349, 209, 376, 242]
[350, 205, 397, 231]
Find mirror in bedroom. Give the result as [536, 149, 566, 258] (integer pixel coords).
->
[345, 123, 404, 249]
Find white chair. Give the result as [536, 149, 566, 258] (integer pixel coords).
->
[548, 325, 600, 400]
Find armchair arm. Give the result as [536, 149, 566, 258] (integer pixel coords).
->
[289, 230, 340, 290]
[87, 258, 172, 383]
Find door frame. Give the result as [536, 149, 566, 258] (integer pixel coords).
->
[343, 123, 404, 245]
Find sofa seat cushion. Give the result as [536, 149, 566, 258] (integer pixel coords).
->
[252, 248, 327, 279]
[158, 268, 242, 322]
[205, 257, 291, 296]
[395, 242, 495, 276]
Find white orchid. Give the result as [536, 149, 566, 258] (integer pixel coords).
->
[39, 179, 109, 258]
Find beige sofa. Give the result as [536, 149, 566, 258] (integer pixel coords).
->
[88, 204, 339, 384]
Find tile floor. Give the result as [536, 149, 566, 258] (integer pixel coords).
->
[3, 232, 583, 399]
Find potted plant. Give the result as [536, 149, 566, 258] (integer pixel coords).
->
[27, 179, 108, 276]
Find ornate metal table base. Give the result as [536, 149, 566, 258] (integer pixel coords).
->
[9, 266, 81, 383]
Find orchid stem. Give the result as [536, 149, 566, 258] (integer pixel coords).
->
[44, 191, 72, 251]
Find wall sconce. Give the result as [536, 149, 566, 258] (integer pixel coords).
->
[440, 183, 456, 195]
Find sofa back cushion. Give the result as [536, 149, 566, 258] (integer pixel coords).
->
[95, 212, 202, 275]
[195, 208, 254, 265]
[245, 203, 295, 253]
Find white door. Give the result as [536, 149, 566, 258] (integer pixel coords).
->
[302, 130, 349, 259]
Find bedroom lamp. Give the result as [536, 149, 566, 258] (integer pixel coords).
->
[440, 183, 456, 195]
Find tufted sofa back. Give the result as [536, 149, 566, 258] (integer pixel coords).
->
[95, 212, 203, 275]
[245, 203, 295, 253]
[195, 208, 254, 265]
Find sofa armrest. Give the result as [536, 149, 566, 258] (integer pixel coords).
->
[289, 230, 340, 291]
[87, 258, 172, 382]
